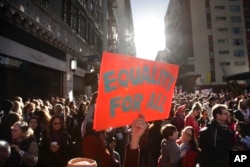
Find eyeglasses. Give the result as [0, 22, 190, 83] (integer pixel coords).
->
[53, 122, 61, 125]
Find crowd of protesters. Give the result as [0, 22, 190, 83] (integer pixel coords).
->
[0, 89, 249, 167]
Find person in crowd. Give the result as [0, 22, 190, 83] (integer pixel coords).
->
[203, 96, 217, 120]
[73, 101, 87, 140]
[176, 126, 200, 167]
[233, 121, 250, 150]
[28, 116, 50, 167]
[198, 104, 234, 167]
[197, 109, 210, 128]
[147, 120, 163, 167]
[171, 105, 185, 134]
[157, 123, 182, 167]
[12, 101, 23, 117]
[31, 99, 42, 113]
[13, 96, 24, 109]
[227, 109, 237, 132]
[34, 109, 51, 130]
[64, 105, 75, 141]
[82, 128, 120, 167]
[22, 102, 36, 122]
[0, 112, 21, 143]
[5, 121, 38, 167]
[234, 98, 250, 124]
[64, 105, 82, 159]
[81, 91, 98, 138]
[123, 114, 148, 167]
[0, 100, 14, 122]
[0, 140, 10, 167]
[227, 99, 237, 111]
[47, 115, 69, 167]
[114, 125, 130, 166]
[107, 137, 121, 167]
[184, 102, 202, 138]
[43, 100, 53, 112]
[52, 103, 64, 118]
[68, 101, 77, 115]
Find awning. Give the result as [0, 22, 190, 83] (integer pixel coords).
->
[225, 72, 250, 81]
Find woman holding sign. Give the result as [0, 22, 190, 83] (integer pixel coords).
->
[82, 114, 148, 167]
[123, 115, 148, 167]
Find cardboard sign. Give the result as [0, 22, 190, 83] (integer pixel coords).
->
[94, 52, 179, 131]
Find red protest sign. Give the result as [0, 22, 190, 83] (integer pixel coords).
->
[94, 52, 179, 131]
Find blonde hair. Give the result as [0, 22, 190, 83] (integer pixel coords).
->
[13, 121, 34, 139]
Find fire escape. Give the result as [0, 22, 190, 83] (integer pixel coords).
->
[107, 0, 119, 52]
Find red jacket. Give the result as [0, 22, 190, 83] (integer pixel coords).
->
[122, 144, 140, 167]
[82, 133, 119, 167]
[185, 115, 199, 139]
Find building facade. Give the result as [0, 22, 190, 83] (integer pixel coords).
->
[164, 0, 250, 92]
[0, 0, 136, 100]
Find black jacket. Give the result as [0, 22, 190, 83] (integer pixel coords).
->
[198, 120, 233, 167]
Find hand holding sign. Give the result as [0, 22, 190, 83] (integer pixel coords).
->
[94, 52, 179, 131]
[130, 114, 148, 149]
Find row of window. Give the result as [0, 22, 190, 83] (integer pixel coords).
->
[217, 27, 242, 34]
[217, 50, 244, 57]
[219, 61, 246, 66]
[214, 5, 241, 12]
[208, 27, 244, 36]
[217, 38, 244, 45]
[215, 16, 241, 23]
[63, 1, 103, 53]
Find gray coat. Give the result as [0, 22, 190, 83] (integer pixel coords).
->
[158, 138, 181, 167]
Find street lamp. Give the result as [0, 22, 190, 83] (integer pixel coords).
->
[70, 56, 77, 72]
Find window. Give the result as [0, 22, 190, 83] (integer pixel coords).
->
[215, 6, 225, 10]
[208, 29, 213, 35]
[232, 39, 243, 46]
[207, 16, 211, 23]
[231, 16, 241, 23]
[233, 50, 244, 57]
[244, 6, 250, 10]
[218, 39, 229, 43]
[220, 62, 230, 66]
[219, 50, 230, 54]
[230, 5, 240, 12]
[79, 14, 86, 39]
[210, 52, 214, 57]
[210, 63, 215, 70]
[216, 16, 227, 21]
[235, 61, 245, 66]
[245, 17, 250, 21]
[217, 27, 228, 32]
[209, 40, 213, 47]
[231, 27, 242, 34]
[206, 7, 210, 14]
[71, 6, 79, 34]
[187, 57, 194, 65]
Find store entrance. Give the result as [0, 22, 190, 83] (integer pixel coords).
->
[0, 65, 63, 101]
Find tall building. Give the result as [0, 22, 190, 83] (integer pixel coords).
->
[164, 0, 250, 92]
[0, 0, 136, 99]
[102, 0, 136, 56]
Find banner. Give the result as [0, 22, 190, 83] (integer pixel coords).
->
[94, 52, 179, 131]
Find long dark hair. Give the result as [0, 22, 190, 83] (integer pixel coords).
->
[182, 126, 199, 151]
